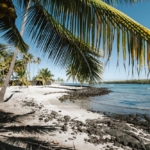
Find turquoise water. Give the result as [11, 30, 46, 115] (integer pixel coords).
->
[66, 84, 150, 115]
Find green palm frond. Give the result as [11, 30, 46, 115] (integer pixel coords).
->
[36, 0, 150, 73]
[0, 1, 29, 53]
[23, 1, 103, 82]
[102, 0, 147, 5]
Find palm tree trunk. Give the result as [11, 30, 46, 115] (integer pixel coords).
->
[0, 1, 30, 102]
[0, 49, 18, 102]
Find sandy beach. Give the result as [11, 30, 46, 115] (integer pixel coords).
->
[0, 85, 150, 150]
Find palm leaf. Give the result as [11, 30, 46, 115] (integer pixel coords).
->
[0, 1, 29, 53]
[102, 0, 147, 5]
[35, 0, 150, 73]
[23, 1, 103, 83]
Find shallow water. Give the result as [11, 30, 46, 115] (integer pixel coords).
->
[65, 84, 150, 115]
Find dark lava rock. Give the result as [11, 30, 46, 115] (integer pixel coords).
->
[88, 136, 99, 144]
[116, 134, 140, 148]
[105, 129, 125, 137]
[44, 118, 49, 122]
[64, 115, 71, 122]
[62, 125, 67, 131]
[51, 111, 59, 118]
[78, 127, 82, 132]
[87, 127, 96, 135]
[59, 87, 111, 101]
[114, 142, 121, 147]
[39, 117, 43, 120]
[145, 144, 150, 150]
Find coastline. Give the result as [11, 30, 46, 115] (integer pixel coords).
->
[0, 85, 150, 150]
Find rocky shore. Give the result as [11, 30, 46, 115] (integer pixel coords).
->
[59, 86, 112, 101]
[0, 86, 150, 150]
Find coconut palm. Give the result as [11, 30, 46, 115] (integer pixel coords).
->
[0, 50, 14, 81]
[36, 57, 41, 71]
[14, 68, 30, 86]
[0, 0, 150, 102]
[35, 68, 54, 87]
[22, 53, 34, 80]
[32, 57, 41, 79]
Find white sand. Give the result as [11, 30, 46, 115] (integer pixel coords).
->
[0, 85, 132, 150]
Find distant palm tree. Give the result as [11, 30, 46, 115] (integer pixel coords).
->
[14, 68, 30, 86]
[0, 1, 30, 102]
[22, 53, 34, 80]
[36, 57, 41, 71]
[35, 68, 54, 87]
[33, 57, 41, 80]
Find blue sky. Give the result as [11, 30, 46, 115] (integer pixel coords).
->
[1, 1, 150, 82]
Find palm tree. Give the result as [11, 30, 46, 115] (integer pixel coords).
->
[35, 68, 54, 87]
[22, 53, 34, 80]
[32, 57, 41, 79]
[15, 68, 30, 86]
[36, 57, 41, 71]
[0, 1, 30, 102]
[0, 0, 150, 102]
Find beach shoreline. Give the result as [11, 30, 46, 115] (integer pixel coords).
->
[0, 85, 150, 150]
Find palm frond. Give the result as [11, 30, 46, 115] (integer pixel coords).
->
[0, 1, 29, 53]
[102, 0, 147, 5]
[37, 0, 150, 73]
[24, 1, 103, 83]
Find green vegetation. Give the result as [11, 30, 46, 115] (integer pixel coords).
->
[34, 68, 54, 87]
[0, 49, 44, 86]
[105, 79, 150, 84]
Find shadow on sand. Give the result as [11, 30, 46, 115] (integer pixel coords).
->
[0, 110, 75, 150]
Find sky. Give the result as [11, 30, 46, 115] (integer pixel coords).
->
[1, 1, 150, 82]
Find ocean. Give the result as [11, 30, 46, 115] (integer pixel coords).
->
[64, 84, 150, 115]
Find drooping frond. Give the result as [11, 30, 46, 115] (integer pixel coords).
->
[0, 0, 29, 52]
[23, 1, 103, 83]
[102, 0, 147, 5]
[36, 0, 150, 73]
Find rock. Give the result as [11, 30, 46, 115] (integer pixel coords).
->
[44, 118, 49, 122]
[105, 129, 124, 137]
[145, 144, 150, 150]
[88, 136, 99, 144]
[68, 138, 74, 140]
[114, 142, 120, 147]
[87, 127, 95, 135]
[78, 127, 82, 132]
[51, 111, 59, 118]
[64, 115, 71, 122]
[39, 117, 43, 120]
[62, 125, 67, 131]
[48, 116, 53, 121]
[116, 134, 140, 148]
